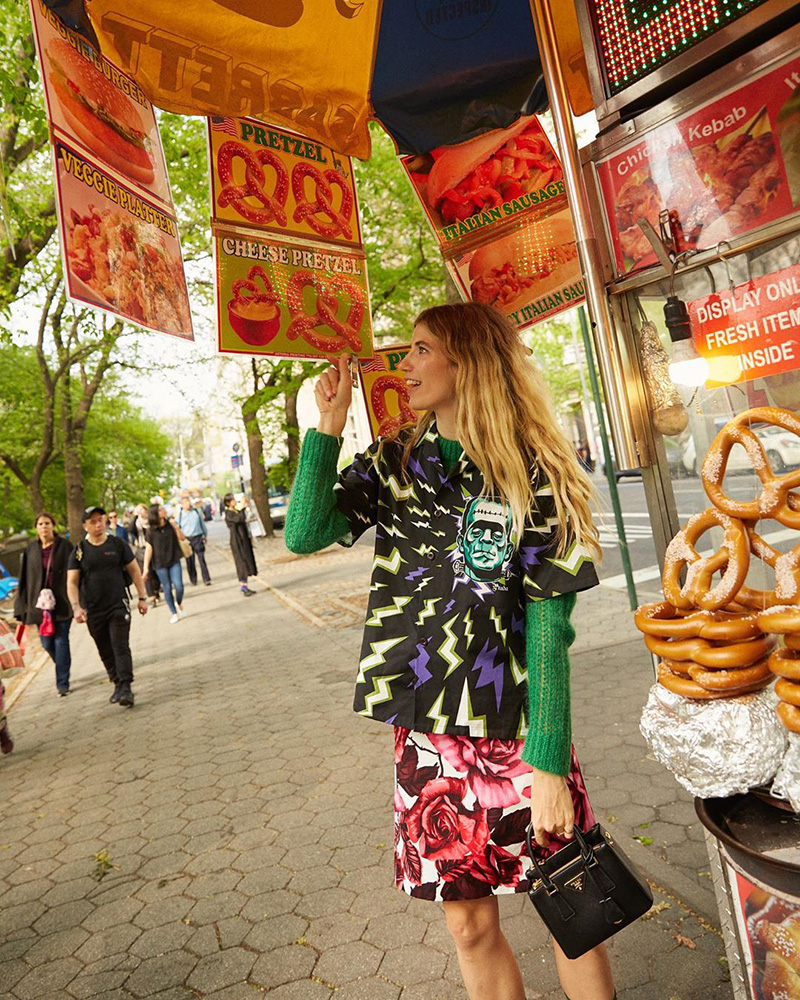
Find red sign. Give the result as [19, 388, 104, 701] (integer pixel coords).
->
[596, 50, 800, 274]
[689, 263, 800, 388]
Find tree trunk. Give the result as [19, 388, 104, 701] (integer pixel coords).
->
[242, 397, 274, 539]
[284, 388, 300, 475]
[61, 372, 86, 541]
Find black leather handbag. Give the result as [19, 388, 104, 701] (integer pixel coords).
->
[525, 824, 653, 959]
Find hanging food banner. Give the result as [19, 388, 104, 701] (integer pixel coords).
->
[446, 207, 584, 331]
[53, 138, 193, 339]
[688, 262, 800, 388]
[216, 229, 373, 361]
[596, 50, 800, 276]
[358, 346, 415, 441]
[29, 0, 172, 209]
[208, 116, 362, 248]
[401, 116, 565, 248]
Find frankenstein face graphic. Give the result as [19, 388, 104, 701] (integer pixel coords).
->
[457, 497, 515, 582]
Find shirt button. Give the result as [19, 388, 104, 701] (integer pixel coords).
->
[425, 551, 436, 561]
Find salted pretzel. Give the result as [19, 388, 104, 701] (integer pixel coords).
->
[292, 163, 353, 240]
[777, 702, 800, 734]
[644, 632, 775, 668]
[662, 509, 750, 611]
[371, 375, 416, 437]
[687, 657, 772, 690]
[285, 270, 364, 353]
[768, 647, 800, 682]
[634, 601, 761, 641]
[217, 142, 288, 227]
[229, 265, 278, 312]
[757, 606, 800, 634]
[657, 662, 771, 700]
[702, 407, 800, 530]
[775, 679, 800, 707]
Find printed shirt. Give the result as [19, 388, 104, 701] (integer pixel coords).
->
[333, 424, 599, 739]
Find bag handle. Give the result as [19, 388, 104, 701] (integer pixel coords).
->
[525, 825, 592, 893]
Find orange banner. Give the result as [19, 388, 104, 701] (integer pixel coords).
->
[358, 347, 416, 440]
[208, 117, 361, 247]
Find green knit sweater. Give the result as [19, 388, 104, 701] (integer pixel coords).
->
[284, 429, 575, 776]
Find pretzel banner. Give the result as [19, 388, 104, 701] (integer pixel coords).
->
[209, 116, 361, 248]
[358, 346, 417, 441]
[216, 230, 373, 361]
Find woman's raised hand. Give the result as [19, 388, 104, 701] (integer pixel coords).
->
[315, 354, 352, 437]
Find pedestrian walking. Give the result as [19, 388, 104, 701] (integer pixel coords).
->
[222, 495, 257, 596]
[142, 504, 186, 624]
[285, 303, 615, 1000]
[128, 504, 162, 607]
[14, 512, 74, 696]
[176, 496, 212, 586]
[67, 506, 148, 708]
[107, 510, 128, 540]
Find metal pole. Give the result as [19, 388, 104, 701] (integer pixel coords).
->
[529, 0, 639, 470]
[579, 306, 639, 611]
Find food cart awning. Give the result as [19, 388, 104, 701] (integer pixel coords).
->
[69, 0, 592, 158]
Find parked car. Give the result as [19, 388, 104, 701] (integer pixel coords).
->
[268, 488, 290, 527]
[682, 423, 800, 477]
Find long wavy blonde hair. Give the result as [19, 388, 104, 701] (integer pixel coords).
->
[394, 302, 600, 561]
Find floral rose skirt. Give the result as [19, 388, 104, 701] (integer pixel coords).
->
[393, 727, 595, 901]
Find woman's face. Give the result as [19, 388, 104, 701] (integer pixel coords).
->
[36, 516, 55, 544]
[399, 324, 457, 414]
[159, 506, 167, 522]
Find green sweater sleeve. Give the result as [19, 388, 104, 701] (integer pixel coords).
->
[521, 592, 577, 776]
[284, 430, 351, 555]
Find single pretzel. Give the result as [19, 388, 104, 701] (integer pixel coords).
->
[687, 656, 772, 690]
[292, 163, 353, 240]
[634, 601, 761, 641]
[229, 265, 278, 312]
[657, 662, 770, 700]
[768, 647, 800, 681]
[757, 606, 800, 634]
[662, 509, 750, 611]
[777, 701, 800, 734]
[702, 407, 800, 529]
[747, 529, 800, 607]
[644, 632, 774, 667]
[660, 656, 692, 676]
[370, 375, 416, 438]
[217, 141, 288, 227]
[285, 270, 364, 353]
[775, 678, 800, 707]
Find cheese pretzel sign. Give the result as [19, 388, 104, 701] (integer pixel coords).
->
[371, 375, 416, 437]
[662, 508, 750, 611]
[292, 163, 353, 240]
[230, 265, 278, 311]
[217, 142, 288, 227]
[286, 270, 364, 354]
[702, 407, 800, 529]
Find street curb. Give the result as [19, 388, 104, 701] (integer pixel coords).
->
[5, 646, 50, 711]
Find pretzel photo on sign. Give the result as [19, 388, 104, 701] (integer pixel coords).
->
[702, 407, 800, 530]
[230, 265, 278, 312]
[217, 141, 289, 227]
[662, 508, 750, 611]
[371, 375, 416, 437]
[286, 269, 364, 354]
[227, 264, 281, 347]
[292, 163, 354, 240]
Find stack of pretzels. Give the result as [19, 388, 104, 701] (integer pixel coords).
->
[635, 407, 800, 732]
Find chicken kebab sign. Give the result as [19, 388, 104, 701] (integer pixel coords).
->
[209, 115, 373, 360]
[596, 49, 800, 276]
[29, 0, 193, 339]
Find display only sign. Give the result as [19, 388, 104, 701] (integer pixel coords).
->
[596, 50, 800, 275]
[689, 263, 800, 388]
[358, 347, 415, 441]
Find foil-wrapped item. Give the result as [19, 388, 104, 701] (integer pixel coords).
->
[772, 733, 800, 813]
[640, 684, 787, 797]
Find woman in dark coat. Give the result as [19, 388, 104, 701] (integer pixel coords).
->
[223, 494, 257, 597]
[14, 512, 73, 696]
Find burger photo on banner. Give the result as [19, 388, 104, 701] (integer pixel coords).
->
[30, 0, 171, 206]
[448, 208, 585, 332]
[216, 230, 373, 361]
[402, 116, 565, 246]
[358, 347, 416, 441]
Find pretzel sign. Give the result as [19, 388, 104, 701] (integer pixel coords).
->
[371, 375, 416, 437]
[662, 508, 750, 611]
[702, 407, 800, 529]
[292, 163, 353, 240]
[286, 269, 364, 354]
[217, 142, 289, 227]
[229, 265, 278, 311]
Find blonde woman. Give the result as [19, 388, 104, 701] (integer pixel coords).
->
[285, 303, 614, 1000]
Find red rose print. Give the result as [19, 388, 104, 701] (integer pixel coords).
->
[472, 843, 523, 886]
[405, 777, 489, 862]
[429, 735, 530, 808]
[394, 726, 410, 763]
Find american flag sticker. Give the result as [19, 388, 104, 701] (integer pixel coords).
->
[359, 356, 387, 373]
[210, 117, 239, 138]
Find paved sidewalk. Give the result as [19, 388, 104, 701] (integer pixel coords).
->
[1, 540, 732, 1000]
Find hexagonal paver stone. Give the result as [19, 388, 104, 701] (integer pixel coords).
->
[33, 901, 94, 937]
[333, 979, 401, 1000]
[313, 941, 383, 985]
[133, 896, 193, 930]
[23, 927, 90, 966]
[131, 922, 193, 959]
[250, 944, 316, 989]
[186, 947, 257, 993]
[188, 891, 246, 925]
[260, 982, 332, 1000]
[294, 887, 355, 920]
[124, 951, 196, 997]
[74, 924, 142, 965]
[14, 957, 83, 999]
[365, 912, 427, 950]
[244, 914, 308, 952]
[379, 944, 447, 985]
[66, 968, 131, 999]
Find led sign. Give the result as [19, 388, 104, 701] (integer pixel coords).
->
[589, 0, 771, 95]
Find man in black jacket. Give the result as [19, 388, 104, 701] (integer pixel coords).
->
[67, 507, 148, 708]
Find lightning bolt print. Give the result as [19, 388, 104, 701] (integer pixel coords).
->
[356, 637, 405, 684]
[415, 598, 440, 626]
[438, 615, 462, 678]
[373, 547, 406, 575]
[426, 690, 449, 734]
[359, 674, 403, 718]
[489, 607, 507, 646]
[463, 607, 475, 650]
[365, 596, 412, 627]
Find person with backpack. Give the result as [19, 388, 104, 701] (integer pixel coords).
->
[67, 506, 148, 708]
[176, 496, 211, 586]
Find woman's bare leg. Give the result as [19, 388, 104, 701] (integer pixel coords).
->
[443, 896, 526, 1000]
[553, 940, 615, 1000]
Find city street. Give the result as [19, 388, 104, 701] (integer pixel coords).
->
[1, 535, 734, 1000]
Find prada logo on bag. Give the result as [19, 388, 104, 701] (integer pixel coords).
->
[565, 873, 585, 892]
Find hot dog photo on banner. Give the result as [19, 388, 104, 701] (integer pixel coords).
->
[358, 346, 417, 441]
[209, 116, 362, 248]
[216, 230, 373, 360]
